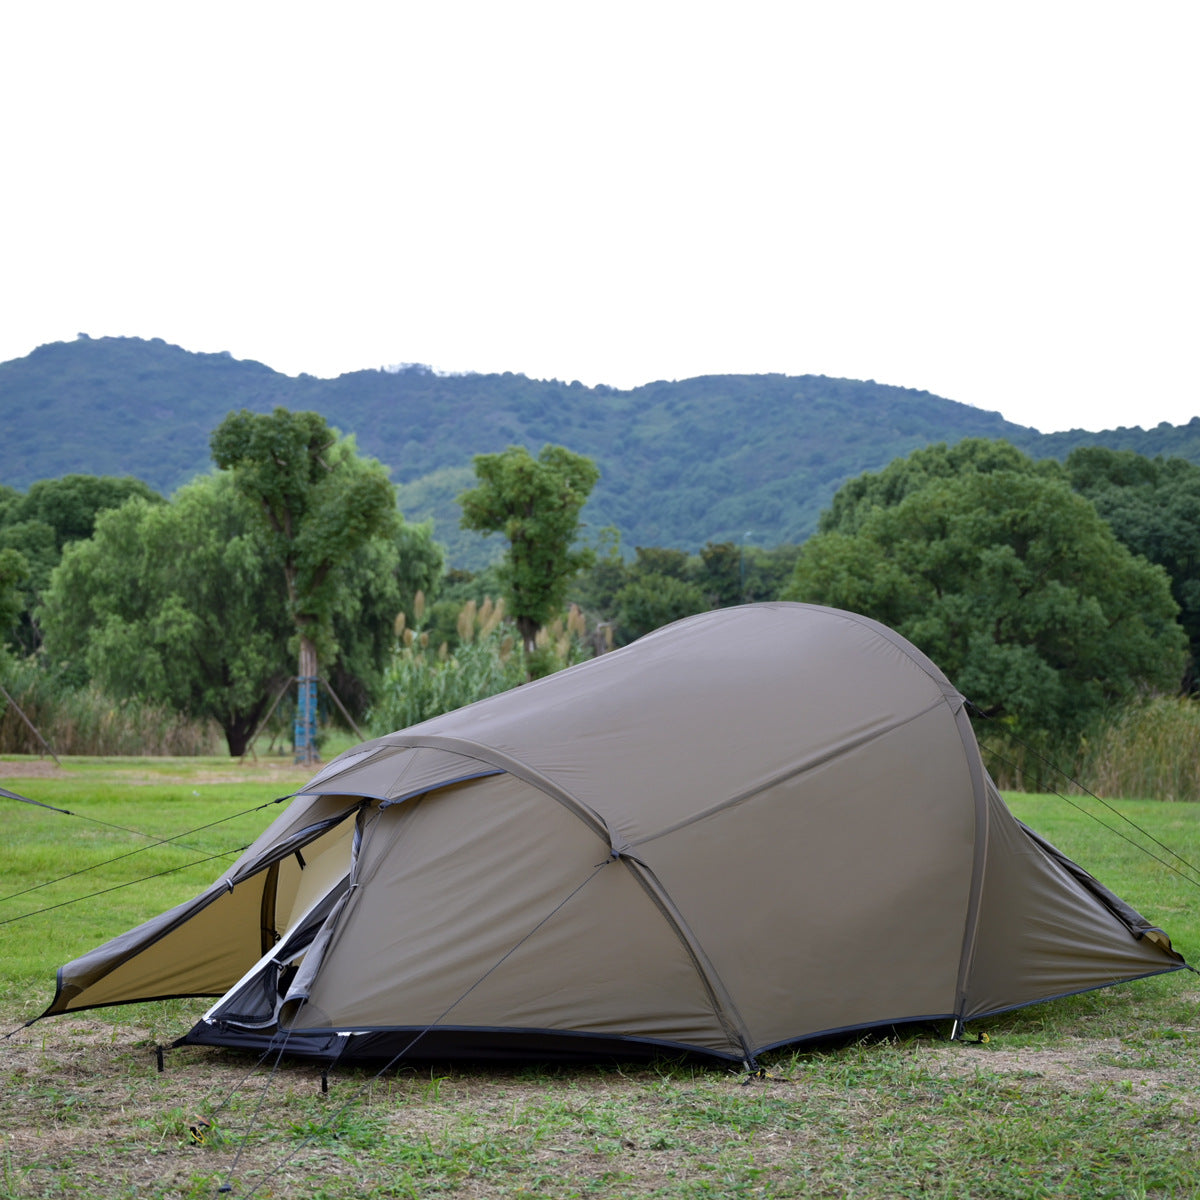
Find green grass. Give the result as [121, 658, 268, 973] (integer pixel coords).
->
[2, 764, 1199, 1198]
[0, 758, 314, 996]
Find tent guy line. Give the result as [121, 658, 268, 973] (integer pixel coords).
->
[0, 846, 253, 931]
[968, 709, 1200, 889]
[0, 792, 291, 907]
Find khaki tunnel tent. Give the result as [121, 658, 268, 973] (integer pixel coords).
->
[44, 604, 1187, 1063]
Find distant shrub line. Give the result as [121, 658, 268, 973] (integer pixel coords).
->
[0, 657, 220, 757]
[6, 643, 1200, 803]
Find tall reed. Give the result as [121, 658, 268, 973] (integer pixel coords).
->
[978, 695, 1200, 802]
[0, 658, 221, 756]
[371, 600, 593, 732]
[1074, 696, 1200, 802]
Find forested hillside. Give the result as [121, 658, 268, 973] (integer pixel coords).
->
[4, 335, 1199, 566]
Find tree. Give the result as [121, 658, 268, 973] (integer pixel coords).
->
[614, 573, 708, 642]
[786, 465, 1186, 757]
[328, 521, 444, 717]
[0, 474, 162, 655]
[1066, 447, 1200, 691]
[0, 548, 28, 648]
[211, 408, 400, 761]
[631, 545, 691, 580]
[567, 528, 628, 633]
[696, 541, 744, 607]
[740, 543, 802, 602]
[458, 444, 600, 654]
[819, 438, 1062, 536]
[40, 477, 294, 755]
[13, 474, 162, 551]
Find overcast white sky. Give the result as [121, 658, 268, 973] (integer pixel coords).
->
[2, 2, 1196, 433]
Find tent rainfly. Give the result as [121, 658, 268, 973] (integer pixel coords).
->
[42, 604, 1188, 1064]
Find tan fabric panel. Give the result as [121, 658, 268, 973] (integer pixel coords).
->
[289, 775, 737, 1055]
[961, 784, 1180, 1020]
[275, 818, 355, 935]
[51, 879, 268, 1011]
[299, 744, 499, 802]
[639, 704, 976, 1048]
[224, 793, 364, 880]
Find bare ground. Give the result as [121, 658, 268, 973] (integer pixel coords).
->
[0, 756, 321, 786]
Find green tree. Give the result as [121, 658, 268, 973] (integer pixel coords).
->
[1066, 447, 1200, 691]
[568, 528, 630, 632]
[696, 540, 743, 607]
[819, 438, 1062, 536]
[741, 543, 802, 602]
[40, 477, 293, 755]
[13, 474, 161, 551]
[786, 466, 1186, 757]
[0, 547, 28, 648]
[631, 545, 691, 580]
[615, 573, 708, 642]
[458, 444, 600, 654]
[211, 408, 400, 760]
[328, 521, 444, 716]
[0, 474, 162, 655]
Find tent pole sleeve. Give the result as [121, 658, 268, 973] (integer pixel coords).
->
[619, 855, 755, 1061]
[950, 698, 992, 1022]
[379, 734, 622, 853]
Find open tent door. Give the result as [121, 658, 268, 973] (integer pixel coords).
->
[43, 796, 360, 1017]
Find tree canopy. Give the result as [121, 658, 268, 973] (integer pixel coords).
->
[614, 573, 708, 642]
[458, 444, 600, 654]
[787, 451, 1187, 755]
[818, 438, 1063, 536]
[211, 407, 411, 759]
[1066, 446, 1200, 690]
[327, 520, 444, 716]
[0, 474, 162, 654]
[0, 547, 27, 648]
[40, 476, 293, 755]
[39, 468, 441, 755]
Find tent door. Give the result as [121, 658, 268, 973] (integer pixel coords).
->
[198, 875, 350, 1031]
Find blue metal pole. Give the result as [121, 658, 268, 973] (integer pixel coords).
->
[294, 675, 318, 764]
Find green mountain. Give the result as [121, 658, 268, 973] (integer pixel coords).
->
[4, 335, 1199, 567]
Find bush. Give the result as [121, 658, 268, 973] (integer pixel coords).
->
[370, 599, 592, 732]
[1076, 696, 1200, 802]
[0, 657, 221, 756]
[977, 695, 1200, 802]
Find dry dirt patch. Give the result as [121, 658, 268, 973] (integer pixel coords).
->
[925, 1033, 1200, 1112]
[0, 756, 319, 787]
[0, 759, 70, 779]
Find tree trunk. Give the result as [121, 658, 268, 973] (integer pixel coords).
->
[516, 615, 539, 658]
[224, 720, 250, 758]
[295, 633, 320, 765]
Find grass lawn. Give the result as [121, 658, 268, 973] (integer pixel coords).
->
[2, 756, 1198, 1199]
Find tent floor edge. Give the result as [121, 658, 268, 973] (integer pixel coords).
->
[177, 1022, 744, 1065]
